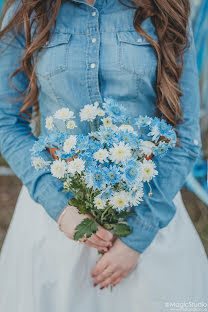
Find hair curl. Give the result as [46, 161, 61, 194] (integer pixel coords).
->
[0, 0, 190, 125]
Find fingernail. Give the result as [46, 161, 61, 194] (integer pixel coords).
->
[93, 283, 97, 287]
[103, 250, 108, 253]
[100, 287, 104, 290]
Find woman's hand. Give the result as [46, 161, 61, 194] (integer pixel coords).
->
[58, 205, 113, 252]
[91, 238, 140, 289]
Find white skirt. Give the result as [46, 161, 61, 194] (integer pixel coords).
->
[0, 186, 208, 312]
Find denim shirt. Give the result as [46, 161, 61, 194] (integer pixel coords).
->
[0, 0, 201, 253]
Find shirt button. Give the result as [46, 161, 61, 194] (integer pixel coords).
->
[94, 101, 99, 106]
[137, 38, 142, 43]
[92, 38, 96, 43]
[194, 139, 199, 145]
[90, 63, 96, 69]
[92, 11, 96, 16]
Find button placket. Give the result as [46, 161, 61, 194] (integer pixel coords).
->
[86, 8, 102, 106]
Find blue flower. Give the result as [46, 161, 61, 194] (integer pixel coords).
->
[79, 138, 102, 164]
[166, 131, 177, 147]
[104, 165, 121, 186]
[152, 141, 169, 158]
[87, 139, 103, 153]
[85, 165, 105, 190]
[135, 115, 152, 128]
[97, 126, 116, 147]
[116, 130, 138, 147]
[76, 134, 90, 151]
[100, 187, 113, 200]
[56, 150, 74, 160]
[122, 160, 141, 186]
[31, 136, 47, 155]
[148, 117, 176, 144]
[157, 120, 172, 137]
[102, 97, 127, 122]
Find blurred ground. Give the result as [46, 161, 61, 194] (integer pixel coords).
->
[0, 174, 207, 254]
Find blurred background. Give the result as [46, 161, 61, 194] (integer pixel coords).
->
[0, 0, 207, 253]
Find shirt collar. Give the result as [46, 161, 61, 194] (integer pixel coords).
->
[71, 0, 106, 8]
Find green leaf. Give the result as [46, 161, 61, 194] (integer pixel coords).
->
[73, 218, 98, 241]
[113, 223, 132, 237]
[68, 198, 87, 214]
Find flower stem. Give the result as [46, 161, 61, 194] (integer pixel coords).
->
[147, 182, 153, 196]
[90, 121, 95, 132]
[101, 205, 111, 224]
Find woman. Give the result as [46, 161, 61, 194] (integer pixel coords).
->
[0, 0, 207, 311]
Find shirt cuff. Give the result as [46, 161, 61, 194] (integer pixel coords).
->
[33, 174, 74, 222]
[119, 215, 159, 253]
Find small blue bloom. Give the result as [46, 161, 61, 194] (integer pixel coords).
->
[100, 187, 113, 200]
[87, 139, 103, 153]
[122, 160, 141, 186]
[104, 165, 121, 186]
[152, 141, 169, 158]
[102, 97, 127, 122]
[116, 130, 138, 147]
[135, 115, 152, 128]
[85, 166, 105, 190]
[97, 126, 116, 147]
[148, 117, 176, 144]
[31, 136, 47, 155]
[76, 134, 90, 151]
[166, 131, 177, 147]
[158, 120, 172, 137]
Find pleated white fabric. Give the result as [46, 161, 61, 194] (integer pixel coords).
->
[0, 185, 207, 312]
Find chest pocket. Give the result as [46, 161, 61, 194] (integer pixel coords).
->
[117, 31, 158, 76]
[35, 32, 72, 78]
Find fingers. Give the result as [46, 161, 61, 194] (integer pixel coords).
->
[93, 267, 119, 287]
[88, 234, 112, 249]
[91, 256, 109, 277]
[85, 240, 108, 252]
[99, 272, 123, 289]
[96, 225, 113, 242]
[111, 276, 123, 287]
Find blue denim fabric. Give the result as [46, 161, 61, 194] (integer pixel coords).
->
[0, 0, 201, 253]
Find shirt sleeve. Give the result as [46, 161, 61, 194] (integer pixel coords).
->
[0, 5, 74, 222]
[120, 24, 202, 253]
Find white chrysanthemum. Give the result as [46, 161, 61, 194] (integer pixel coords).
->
[63, 135, 77, 154]
[97, 108, 105, 117]
[79, 104, 99, 122]
[32, 157, 50, 170]
[45, 116, 54, 130]
[109, 141, 132, 164]
[102, 116, 113, 128]
[119, 125, 137, 135]
[54, 108, 75, 120]
[150, 125, 160, 142]
[94, 196, 106, 210]
[129, 188, 144, 206]
[66, 120, 77, 129]
[109, 191, 129, 211]
[50, 159, 67, 179]
[68, 158, 85, 175]
[140, 159, 158, 182]
[139, 141, 155, 157]
[93, 148, 109, 163]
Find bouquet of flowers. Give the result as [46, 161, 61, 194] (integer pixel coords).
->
[31, 97, 176, 241]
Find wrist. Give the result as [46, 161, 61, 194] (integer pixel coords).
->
[57, 206, 69, 231]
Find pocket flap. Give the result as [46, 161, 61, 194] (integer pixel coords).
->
[46, 32, 72, 48]
[117, 31, 157, 46]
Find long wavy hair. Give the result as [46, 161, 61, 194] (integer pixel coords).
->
[0, 0, 190, 125]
